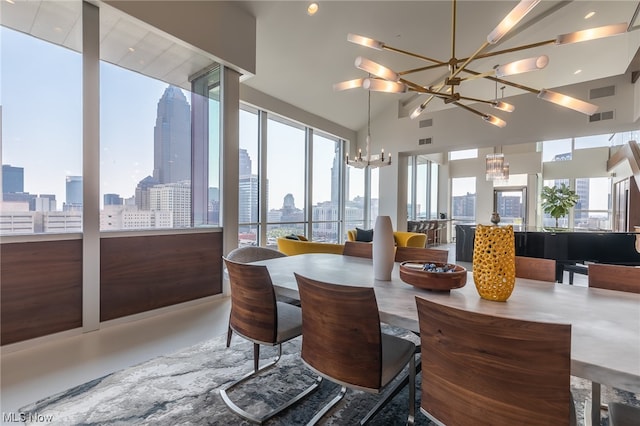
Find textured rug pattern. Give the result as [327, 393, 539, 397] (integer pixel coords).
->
[20, 328, 639, 425]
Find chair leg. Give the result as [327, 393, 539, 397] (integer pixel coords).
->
[360, 353, 421, 425]
[226, 325, 233, 348]
[220, 343, 322, 424]
[306, 386, 348, 426]
[253, 343, 260, 372]
[408, 354, 416, 426]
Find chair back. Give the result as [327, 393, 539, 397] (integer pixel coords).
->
[223, 257, 277, 344]
[342, 240, 373, 259]
[588, 264, 640, 293]
[226, 246, 286, 263]
[415, 297, 572, 426]
[295, 273, 383, 390]
[395, 246, 448, 263]
[515, 256, 557, 282]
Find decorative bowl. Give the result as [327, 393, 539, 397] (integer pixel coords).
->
[399, 260, 467, 291]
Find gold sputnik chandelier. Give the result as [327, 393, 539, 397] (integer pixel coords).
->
[334, 0, 627, 128]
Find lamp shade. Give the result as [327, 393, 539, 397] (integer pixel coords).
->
[363, 78, 407, 93]
[482, 114, 507, 128]
[487, 0, 541, 44]
[537, 89, 598, 115]
[495, 55, 549, 77]
[355, 56, 400, 82]
[555, 23, 627, 45]
[347, 33, 384, 50]
[492, 101, 515, 113]
[333, 78, 364, 91]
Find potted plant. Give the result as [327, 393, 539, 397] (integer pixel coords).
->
[541, 183, 579, 229]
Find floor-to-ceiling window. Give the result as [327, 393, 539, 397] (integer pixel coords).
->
[451, 177, 476, 224]
[1, 25, 82, 235]
[345, 166, 365, 235]
[407, 155, 440, 221]
[266, 115, 306, 243]
[238, 106, 348, 247]
[311, 132, 342, 243]
[238, 106, 260, 246]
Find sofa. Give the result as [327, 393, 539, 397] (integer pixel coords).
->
[276, 236, 344, 256]
[347, 230, 427, 248]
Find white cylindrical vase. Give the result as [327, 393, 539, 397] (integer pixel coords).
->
[373, 215, 395, 281]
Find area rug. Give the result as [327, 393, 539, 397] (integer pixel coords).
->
[19, 327, 639, 425]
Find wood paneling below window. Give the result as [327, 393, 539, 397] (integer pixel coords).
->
[1, 240, 83, 345]
[100, 232, 223, 321]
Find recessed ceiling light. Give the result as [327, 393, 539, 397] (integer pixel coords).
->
[128, 47, 135, 52]
[574, 69, 582, 75]
[54, 26, 62, 32]
[307, 2, 319, 16]
[584, 11, 596, 19]
[5, 0, 16, 5]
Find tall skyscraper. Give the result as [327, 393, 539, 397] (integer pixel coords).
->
[65, 176, 82, 211]
[239, 149, 252, 177]
[2, 164, 24, 194]
[238, 149, 259, 224]
[153, 86, 191, 184]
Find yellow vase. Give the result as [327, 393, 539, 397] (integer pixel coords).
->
[472, 224, 515, 302]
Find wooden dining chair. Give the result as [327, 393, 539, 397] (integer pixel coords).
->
[395, 246, 449, 263]
[224, 246, 289, 348]
[515, 256, 557, 282]
[342, 240, 373, 258]
[295, 273, 416, 425]
[587, 263, 640, 425]
[415, 296, 575, 426]
[588, 263, 640, 293]
[220, 257, 321, 424]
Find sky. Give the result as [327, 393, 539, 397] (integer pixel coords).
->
[3, 25, 347, 211]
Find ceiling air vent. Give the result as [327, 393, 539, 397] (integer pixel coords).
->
[589, 85, 615, 99]
[589, 110, 614, 122]
[419, 118, 433, 128]
[418, 137, 432, 145]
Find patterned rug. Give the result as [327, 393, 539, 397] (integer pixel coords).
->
[19, 327, 639, 425]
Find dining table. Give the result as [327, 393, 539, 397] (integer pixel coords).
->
[252, 253, 640, 426]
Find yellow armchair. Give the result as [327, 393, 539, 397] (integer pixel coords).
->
[347, 229, 427, 248]
[394, 231, 427, 248]
[276, 237, 344, 256]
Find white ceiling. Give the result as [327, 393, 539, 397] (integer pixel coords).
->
[236, 0, 640, 131]
[3, 0, 639, 133]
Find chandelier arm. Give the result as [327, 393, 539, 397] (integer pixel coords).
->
[456, 95, 498, 105]
[399, 63, 450, 76]
[383, 45, 446, 66]
[467, 39, 556, 62]
[450, 41, 490, 81]
[451, 0, 457, 59]
[451, 101, 485, 118]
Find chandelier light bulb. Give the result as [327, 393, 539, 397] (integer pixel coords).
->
[347, 33, 384, 50]
[410, 104, 426, 120]
[482, 115, 507, 128]
[492, 101, 515, 113]
[495, 55, 549, 77]
[333, 78, 364, 91]
[355, 56, 400, 82]
[487, 0, 541, 44]
[555, 23, 627, 45]
[537, 89, 598, 115]
[362, 78, 407, 93]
